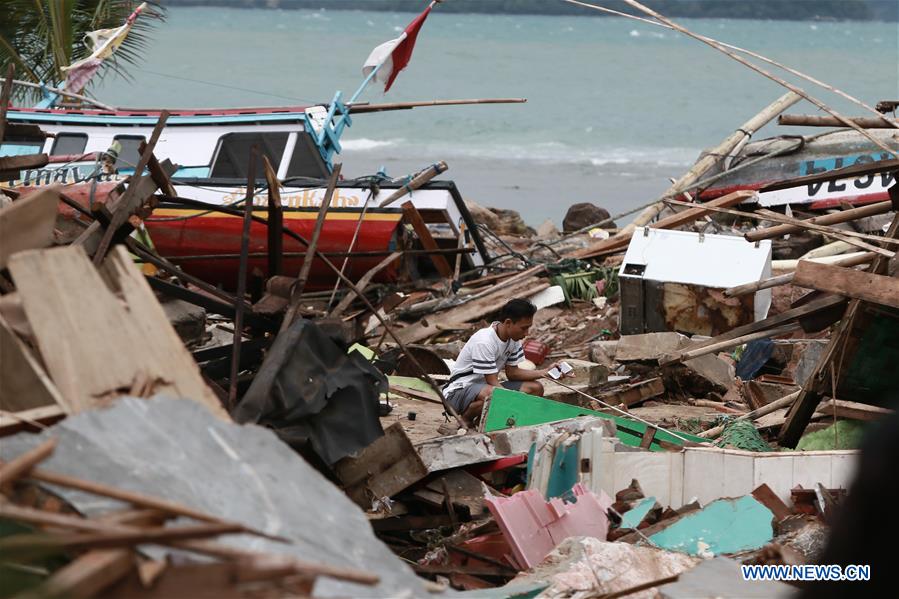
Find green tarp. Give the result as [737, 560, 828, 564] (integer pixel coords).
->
[483, 388, 706, 451]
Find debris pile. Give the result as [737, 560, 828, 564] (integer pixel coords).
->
[1, 66, 898, 597]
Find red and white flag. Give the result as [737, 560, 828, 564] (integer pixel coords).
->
[62, 2, 147, 94]
[362, 3, 434, 93]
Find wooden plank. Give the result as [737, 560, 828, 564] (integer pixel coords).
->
[601, 377, 664, 408]
[0, 404, 66, 437]
[262, 156, 283, 277]
[333, 422, 429, 507]
[0, 438, 56, 489]
[7, 246, 226, 418]
[34, 549, 135, 599]
[0, 314, 65, 413]
[793, 260, 899, 310]
[816, 399, 894, 421]
[0, 522, 243, 554]
[393, 278, 550, 345]
[0, 188, 59, 269]
[751, 483, 792, 521]
[92, 112, 170, 264]
[402, 200, 453, 278]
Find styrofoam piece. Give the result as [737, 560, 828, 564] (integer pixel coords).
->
[529, 285, 566, 310]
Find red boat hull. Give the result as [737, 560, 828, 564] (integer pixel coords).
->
[145, 207, 403, 291]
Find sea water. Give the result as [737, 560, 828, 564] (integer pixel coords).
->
[92, 7, 898, 226]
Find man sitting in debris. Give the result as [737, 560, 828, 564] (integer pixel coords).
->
[443, 298, 566, 428]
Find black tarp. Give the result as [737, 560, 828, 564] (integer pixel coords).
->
[233, 318, 386, 466]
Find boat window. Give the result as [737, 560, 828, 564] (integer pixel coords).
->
[51, 133, 88, 157]
[285, 134, 329, 178]
[0, 136, 44, 157]
[111, 135, 146, 171]
[210, 132, 289, 179]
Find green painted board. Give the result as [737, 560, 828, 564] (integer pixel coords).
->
[649, 495, 773, 555]
[483, 388, 705, 451]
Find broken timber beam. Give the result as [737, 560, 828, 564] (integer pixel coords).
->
[745, 199, 895, 242]
[402, 201, 453, 278]
[816, 399, 894, 421]
[792, 260, 899, 310]
[778, 114, 899, 128]
[779, 207, 899, 447]
[725, 251, 874, 297]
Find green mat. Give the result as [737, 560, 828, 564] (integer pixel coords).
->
[483, 388, 705, 451]
[716, 419, 773, 452]
[796, 419, 867, 451]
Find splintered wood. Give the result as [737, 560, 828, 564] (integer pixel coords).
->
[7, 245, 226, 418]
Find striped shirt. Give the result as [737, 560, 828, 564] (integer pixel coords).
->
[444, 323, 525, 394]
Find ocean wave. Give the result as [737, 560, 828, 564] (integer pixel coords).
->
[341, 138, 402, 151]
[341, 137, 698, 168]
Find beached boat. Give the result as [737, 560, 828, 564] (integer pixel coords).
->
[2, 103, 488, 290]
[698, 128, 898, 209]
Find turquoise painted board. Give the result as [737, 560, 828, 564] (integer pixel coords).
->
[619, 496, 657, 529]
[649, 496, 774, 556]
[545, 442, 580, 500]
[483, 388, 705, 451]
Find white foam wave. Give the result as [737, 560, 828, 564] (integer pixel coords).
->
[341, 138, 402, 151]
[341, 137, 698, 168]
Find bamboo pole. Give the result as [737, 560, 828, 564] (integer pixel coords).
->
[698, 391, 801, 439]
[348, 98, 526, 113]
[561, 1, 898, 131]
[745, 200, 893, 241]
[0, 77, 117, 111]
[619, 0, 899, 159]
[724, 252, 874, 297]
[660, 323, 800, 366]
[575, 92, 801, 258]
[779, 114, 899, 128]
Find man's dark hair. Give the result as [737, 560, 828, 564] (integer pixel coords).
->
[499, 298, 537, 322]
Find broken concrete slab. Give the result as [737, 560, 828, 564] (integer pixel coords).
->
[615, 332, 690, 362]
[512, 537, 698, 599]
[659, 556, 793, 598]
[557, 358, 609, 387]
[664, 353, 735, 395]
[0, 397, 433, 598]
[649, 495, 774, 556]
[161, 298, 207, 348]
[415, 416, 615, 472]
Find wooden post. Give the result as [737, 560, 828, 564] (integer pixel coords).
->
[262, 157, 283, 277]
[378, 161, 448, 208]
[281, 163, 341, 332]
[92, 111, 170, 264]
[229, 147, 257, 410]
[402, 201, 453, 278]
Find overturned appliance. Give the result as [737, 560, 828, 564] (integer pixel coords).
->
[619, 227, 772, 336]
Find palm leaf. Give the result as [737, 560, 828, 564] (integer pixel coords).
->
[0, 0, 165, 104]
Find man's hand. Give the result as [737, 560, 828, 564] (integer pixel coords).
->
[541, 362, 576, 380]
